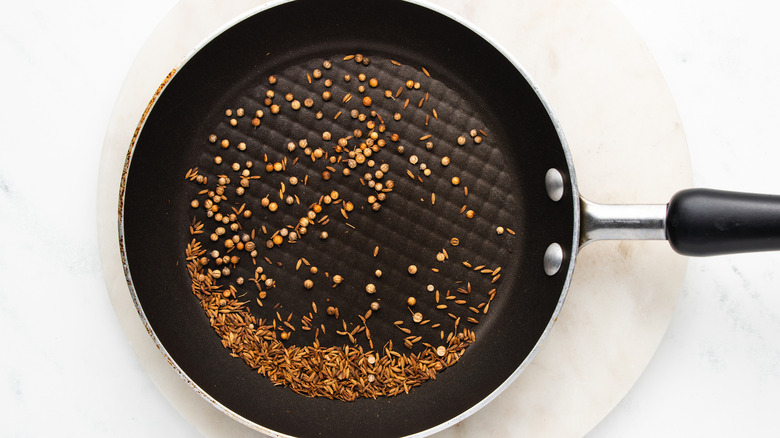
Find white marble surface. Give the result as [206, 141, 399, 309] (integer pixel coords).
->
[2, 1, 780, 437]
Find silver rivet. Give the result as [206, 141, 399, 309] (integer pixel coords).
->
[545, 168, 564, 202]
[543, 243, 563, 276]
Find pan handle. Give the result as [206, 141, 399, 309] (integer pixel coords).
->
[581, 189, 780, 256]
[666, 188, 780, 256]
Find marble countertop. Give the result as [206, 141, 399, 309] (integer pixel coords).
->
[2, 0, 780, 437]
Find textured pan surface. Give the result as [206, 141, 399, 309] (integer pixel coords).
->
[122, 1, 575, 436]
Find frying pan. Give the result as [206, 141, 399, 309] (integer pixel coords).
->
[118, 0, 780, 436]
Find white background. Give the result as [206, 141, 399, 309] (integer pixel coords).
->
[2, 0, 780, 436]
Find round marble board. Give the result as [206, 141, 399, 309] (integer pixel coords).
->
[98, 0, 691, 436]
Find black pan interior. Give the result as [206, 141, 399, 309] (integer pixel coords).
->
[121, 1, 576, 436]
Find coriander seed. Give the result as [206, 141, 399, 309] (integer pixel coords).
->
[407, 296, 417, 306]
[408, 265, 418, 275]
[268, 75, 277, 84]
[333, 275, 343, 284]
[362, 96, 372, 107]
[304, 279, 314, 289]
[366, 283, 376, 294]
[322, 91, 332, 101]
[370, 301, 380, 311]
[497, 226, 505, 235]
[451, 176, 460, 186]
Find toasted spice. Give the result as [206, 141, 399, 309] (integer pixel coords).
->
[180, 53, 499, 402]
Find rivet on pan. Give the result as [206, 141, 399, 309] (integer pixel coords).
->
[543, 243, 564, 276]
[545, 168, 564, 202]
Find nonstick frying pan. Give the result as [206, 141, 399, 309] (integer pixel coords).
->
[119, 1, 780, 436]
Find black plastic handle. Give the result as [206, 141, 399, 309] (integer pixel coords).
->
[666, 188, 780, 256]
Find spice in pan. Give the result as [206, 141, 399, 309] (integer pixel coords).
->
[179, 53, 507, 402]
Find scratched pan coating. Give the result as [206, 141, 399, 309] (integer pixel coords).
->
[120, 1, 576, 436]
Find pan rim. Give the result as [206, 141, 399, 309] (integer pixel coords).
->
[116, 0, 581, 436]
